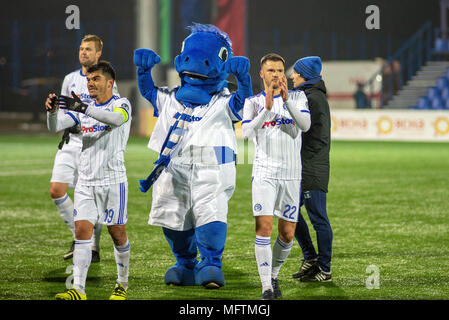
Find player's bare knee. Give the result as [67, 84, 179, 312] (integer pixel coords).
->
[278, 231, 294, 243]
[278, 221, 296, 243]
[49, 182, 68, 199]
[74, 220, 94, 240]
[108, 225, 127, 246]
[255, 219, 272, 237]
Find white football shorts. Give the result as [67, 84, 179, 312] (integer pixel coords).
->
[252, 176, 301, 223]
[74, 181, 128, 226]
[149, 161, 236, 231]
[50, 144, 80, 188]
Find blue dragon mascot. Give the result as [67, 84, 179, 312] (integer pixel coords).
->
[134, 23, 252, 289]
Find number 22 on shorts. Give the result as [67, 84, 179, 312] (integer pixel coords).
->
[283, 204, 296, 219]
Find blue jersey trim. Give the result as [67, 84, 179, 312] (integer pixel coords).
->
[94, 95, 119, 107]
[66, 112, 79, 125]
[260, 91, 281, 98]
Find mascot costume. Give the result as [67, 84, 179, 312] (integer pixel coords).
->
[134, 23, 252, 288]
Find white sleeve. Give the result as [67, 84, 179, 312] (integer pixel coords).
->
[285, 92, 311, 132]
[151, 87, 172, 117]
[47, 110, 79, 132]
[241, 99, 271, 140]
[85, 106, 124, 127]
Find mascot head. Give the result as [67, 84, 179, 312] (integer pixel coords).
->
[174, 23, 233, 105]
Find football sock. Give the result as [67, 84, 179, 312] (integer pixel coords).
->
[271, 236, 293, 279]
[53, 194, 75, 237]
[73, 239, 92, 294]
[255, 235, 272, 292]
[114, 239, 130, 289]
[91, 223, 102, 252]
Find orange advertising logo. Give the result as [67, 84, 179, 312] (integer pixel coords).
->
[376, 116, 393, 135]
[433, 117, 449, 136]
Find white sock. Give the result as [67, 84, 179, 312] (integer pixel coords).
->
[271, 236, 293, 279]
[255, 235, 272, 292]
[114, 239, 130, 288]
[73, 239, 92, 294]
[53, 194, 75, 237]
[91, 223, 102, 252]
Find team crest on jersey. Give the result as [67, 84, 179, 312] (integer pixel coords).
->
[254, 203, 262, 212]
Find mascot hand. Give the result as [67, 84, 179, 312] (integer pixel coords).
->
[134, 48, 161, 71]
[225, 56, 250, 82]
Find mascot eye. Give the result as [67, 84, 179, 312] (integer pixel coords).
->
[180, 41, 185, 53]
[218, 47, 228, 62]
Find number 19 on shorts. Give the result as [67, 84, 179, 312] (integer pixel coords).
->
[104, 209, 114, 223]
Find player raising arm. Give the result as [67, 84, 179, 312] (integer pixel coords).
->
[49, 35, 117, 262]
[241, 53, 310, 300]
[46, 61, 132, 300]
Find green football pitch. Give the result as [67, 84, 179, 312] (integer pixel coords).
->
[0, 134, 448, 300]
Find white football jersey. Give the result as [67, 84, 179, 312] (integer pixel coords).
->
[242, 90, 309, 180]
[68, 96, 132, 186]
[60, 69, 119, 147]
[147, 87, 241, 165]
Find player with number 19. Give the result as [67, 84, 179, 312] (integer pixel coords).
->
[46, 61, 132, 300]
[242, 53, 310, 300]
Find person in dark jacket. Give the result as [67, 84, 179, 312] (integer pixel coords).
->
[289, 56, 333, 282]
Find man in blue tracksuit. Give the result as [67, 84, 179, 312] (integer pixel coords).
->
[289, 56, 333, 282]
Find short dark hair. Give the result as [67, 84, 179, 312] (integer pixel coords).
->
[260, 53, 285, 68]
[87, 60, 116, 80]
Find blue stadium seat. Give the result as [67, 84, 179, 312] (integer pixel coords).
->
[436, 76, 449, 90]
[431, 97, 444, 109]
[435, 38, 448, 52]
[417, 96, 430, 109]
[441, 87, 449, 100]
[445, 99, 449, 110]
[446, 68, 449, 79]
[427, 87, 440, 100]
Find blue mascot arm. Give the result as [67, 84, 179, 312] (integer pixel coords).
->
[225, 56, 252, 120]
[134, 48, 161, 115]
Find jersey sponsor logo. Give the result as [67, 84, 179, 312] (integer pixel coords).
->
[82, 124, 111, 133]
[261, 118, 296, 128]
[75, 92, 91, 100]
[173, 112, 202, 122]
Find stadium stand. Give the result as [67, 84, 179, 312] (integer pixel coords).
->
[383, 30, 449, 110]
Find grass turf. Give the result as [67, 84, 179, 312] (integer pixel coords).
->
[0, 134, 448, 300]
